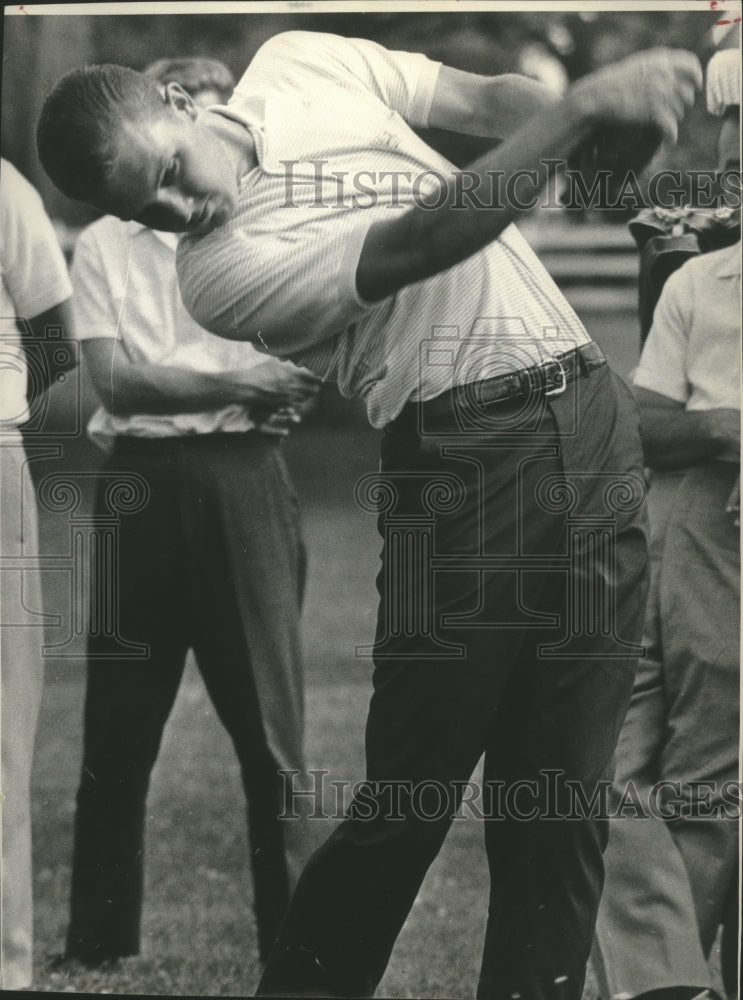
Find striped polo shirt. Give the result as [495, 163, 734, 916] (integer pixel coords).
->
[177, 30, 591, 429]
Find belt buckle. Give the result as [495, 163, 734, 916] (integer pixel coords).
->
[543, 356, 567, 398]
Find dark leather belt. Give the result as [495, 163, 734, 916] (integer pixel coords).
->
[448, 341, 607, 410]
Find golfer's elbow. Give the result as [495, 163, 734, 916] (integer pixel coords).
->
[356, 210, 424, 303]
[356, 207, 461, 303]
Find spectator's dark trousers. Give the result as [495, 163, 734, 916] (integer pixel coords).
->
[258, 359, 649, 1000]
[65, 431, 307, 965]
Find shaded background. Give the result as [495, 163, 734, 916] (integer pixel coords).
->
[0, 6, 738, 996]
[1, 7, 733, 224]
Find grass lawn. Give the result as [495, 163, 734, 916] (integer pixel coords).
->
[30, 419, 500, 998]
[25, 311, 721, 997]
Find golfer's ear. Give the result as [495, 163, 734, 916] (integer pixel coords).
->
[162, 81, 197, 119]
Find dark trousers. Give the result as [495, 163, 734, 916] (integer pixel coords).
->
[66, 432, 307, 965]
[258, 363, 649, 1000]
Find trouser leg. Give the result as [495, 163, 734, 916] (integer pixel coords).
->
[259, 365, 648, 999]
[66, 450, 189, 964]
[593, 462, 739, 997]
[590, 653, 712, 997]
[192, 628, 294, 963]
[191, 600, 295, 963]
[660, 464, 740, 957]
[66, 652, 187, 964]
[478, 371, 648, 1000]
[183, 435, 307, 961]
[478, 641, 641, 998]
[257, 424, 556, 996]
[592, 471, 712, 997]
[720, 866, 740, 1000]
[0, 441, 44, 990]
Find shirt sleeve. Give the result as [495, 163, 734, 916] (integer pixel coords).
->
[633, 267, 691, 403]
[0, 161, 72, 318]
[177, 211, 375, 355]
[237, 30, 441, 129]
[70, 227, 121, 341]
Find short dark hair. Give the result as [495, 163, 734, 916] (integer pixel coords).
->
[144, 57, 235, 103]
[37, 63, 166, 203]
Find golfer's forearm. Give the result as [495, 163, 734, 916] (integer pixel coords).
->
[469, 75, 561, 138]
[357, 93, 592, 302]
[429, 69, 560, 139]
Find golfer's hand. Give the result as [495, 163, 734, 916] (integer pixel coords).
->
[569, 48, 702, 144]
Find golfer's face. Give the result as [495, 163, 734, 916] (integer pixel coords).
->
[102, 110, 238, 235]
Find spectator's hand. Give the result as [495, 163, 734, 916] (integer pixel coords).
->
[249, 362, 321, 436]
[256, 389, 321, 436]
[257, 405, 301, 437]
[237, 357, 322, 409]
[570, 48, 702, 144]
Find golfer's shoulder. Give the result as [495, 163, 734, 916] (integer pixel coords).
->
[233, 31, 350, 104]
[248, 30, 356, 77]
[175, 226, 251, 335]
[244, 29, 391, 93]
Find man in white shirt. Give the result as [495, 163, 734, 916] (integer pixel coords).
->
[58, 58, 320, 973]
[592, 51, 741, 1000]
[37, 35, 701, 998]
[1, 157, 76, 990]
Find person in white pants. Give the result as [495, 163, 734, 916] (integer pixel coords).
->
[0, 157, 76, 990]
